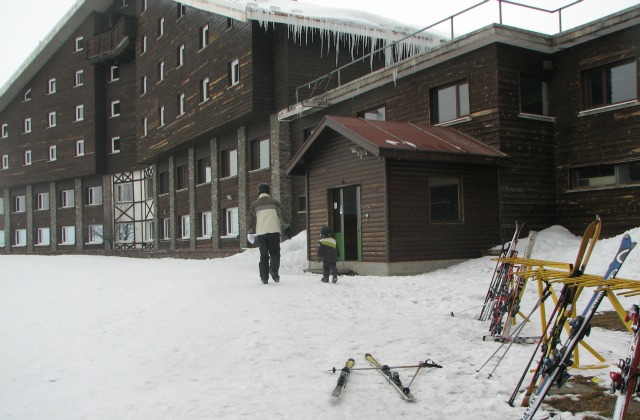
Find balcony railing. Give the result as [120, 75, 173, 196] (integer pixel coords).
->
[86, 16, 137, 64]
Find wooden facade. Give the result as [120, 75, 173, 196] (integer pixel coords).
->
[0, 0, 638, 274]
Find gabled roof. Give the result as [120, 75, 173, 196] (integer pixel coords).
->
[286, 116, 507, 175]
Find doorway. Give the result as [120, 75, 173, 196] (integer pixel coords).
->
[329, 186, 361, 261]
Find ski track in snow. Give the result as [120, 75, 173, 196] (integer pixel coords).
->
[2, 226, 640, 419]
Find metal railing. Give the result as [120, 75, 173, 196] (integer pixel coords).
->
[85, 16, 137, 62]
[295, 0, 586, 104]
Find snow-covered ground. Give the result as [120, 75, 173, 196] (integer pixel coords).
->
[2, 225, 640, 419]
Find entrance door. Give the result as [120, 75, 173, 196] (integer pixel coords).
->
[329, 186, 361, 261]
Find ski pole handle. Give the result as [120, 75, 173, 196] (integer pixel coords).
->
[421, 359, 443, 368]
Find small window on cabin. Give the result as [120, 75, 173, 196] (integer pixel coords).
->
[196, 156, 212, 184]
[48, 111, 57, 128]
[158, 171, 170, 194]
[221, 148, 238, 178]
[111, 137, 121, 154]
[520, 76, 549, 116]
[159, 105, 165, 127]
[141, 75, 147, 95]
[1, 123, 7, 138]
[23, 118, 32, 134]
[111, 100, 121, 117]
[141, 0, 147, 13]
[176, 165, 188, 190]
[76, 139, 85, 157]
[199, 212, 212, 238]
[250, 138, 269, 170]
[49, 145, 57, 161]
[85, 186, 102, 206]
[24, 88, 31, 101]
[37, 228, 50, 245]
[229, 59, 240, 86]
[432, 81, 469, 124]
[115, 222, 134, 243]
[158, 61, 165, 82]
[36, 193, 50, 211]
[429, 177, 461, 223]
[200, 77, 210, 102]
[142, 117, 148, 137]
[24, 150, 31, 166]
[180, 215, 191, 239]
[141, 35, 147, 55]
[110, 65, 120, 82]
[48, 78, 56, 94]
[75, 70, 84, 87]
[297, 195, 307, 213]
[227, 18, 234, 29]
[571, 161, 640, 189]
[358, 106, 386, 121]
[582, 60, 637, 110]
[60, 190, 74, 208]
[177, 44, 185, 67]
[2, 155, 8, 169]
[75, 105, 84, 122]
[162, 218, 171, 240]
[177, 3, 186, 19]
[75, 36, 84, 52]
[89, 225, 104, 244]
[199, 24, 209, 49]
[158, 17, 165, 38]
[177, 93, 185, 116]
[222, 207, 239, 237]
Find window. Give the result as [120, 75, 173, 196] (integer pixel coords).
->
[37, 228, 50, 246]
[222, 148, 237, 177]
[180, 215, 190, 239]
[2, 155, 8, 169]
[227, 18, 234, 29]
[48, 112, 57, 128]
[159, 171, 170, 194]
[116, 223, 134, 243]
[141, 0, 147, 13]
[250, 138, 269, 170]
[24, 118, 31, 133]
[85, 186, 102, 205]
[88, 225, 103, 244]
[141, 35, 147, 55]
[229, 59, 240, 86]
[1, 123, 7, 138]
[24, 88, 32, 101]
[0, 230, 4, 247]
[24, 150, 31, 166]
[144, 220, 154, 242]
[583, 60, 637, 109]
[177, 2, 186, 19]
[14, 229, 26, 247]
[111, 100, 121, 117]
[433, 81, 469, 124]
[200, 211, 212, 238]
[158, 17, 165, 38]
[112, 136, 121, 153]
[520, 76, 549, 116]
[75, 36, 84, 52]
[177, 44, 185, 67]
[177, 93, 185, 116]
[358, 106, 386, 121]
[115, 182, 133, 203]
[571, 161, 640, 189]
[49, 146, 57, 162]
[36, 192, 49, 210]
[13, 195, 26, 213]
[159, 106, 165, 127]
[75, 70, 84, 87]
[199, 24, 209, 49]
[142, 117, 148, 137]
[200, 77, 210, 102]
[176, 165, 188, 190]
[429, 177, 461, 222]
[60, 190, 75, 208]
[222, 207, 239, 237]
[196, 156, 211, 184]
[61, 226, 75, 245]
[75, 105, 84, 121]
[48, 78, 56, 94]
[144, 176, 154, 199]
[162, 218, 170, 239]
[110, 65, 120, 82]
[158, 61, 165, 81]
[0, 197, 3, 214]
[76, 140, 85, 156]
[297, 195, 307, 213]
[141, 75, 147, 95]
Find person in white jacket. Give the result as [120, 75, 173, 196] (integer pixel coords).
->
[247, 183, 291, 284]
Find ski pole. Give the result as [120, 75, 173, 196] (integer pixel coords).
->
[450, 300, 494, 317]
[330, 360, 442, 373]
[406, 359, 442, 389]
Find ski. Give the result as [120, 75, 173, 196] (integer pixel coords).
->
[521, 232, 636, 420]
[331, 358, 355, 398]
[611, 304, 640, 419]
[479, 222, 524, 322]
[483, 335, 541, 345]
[365, 353, 416, 401]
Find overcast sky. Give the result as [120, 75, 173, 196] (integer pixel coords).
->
[1, 0, 638, 88]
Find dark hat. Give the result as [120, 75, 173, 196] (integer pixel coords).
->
[257, 183, 270, 194]
[320, 225, 331, 237]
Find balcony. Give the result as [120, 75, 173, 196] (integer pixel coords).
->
[86, 16, 137, 64]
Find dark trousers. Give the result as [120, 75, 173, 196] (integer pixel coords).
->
[258, 232, 281, 280]
[323, 262, 338, 278]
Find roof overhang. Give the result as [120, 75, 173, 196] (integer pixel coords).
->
[286, 116, 508, 175]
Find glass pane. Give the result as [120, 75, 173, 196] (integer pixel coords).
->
[259, 140, 269, 169]
[520, 77, 545, 115]
[609, 62, 637, 104]
[437, 85, 456, 123]
[430, 178, 460, 222]
[458, 83, 469, 117]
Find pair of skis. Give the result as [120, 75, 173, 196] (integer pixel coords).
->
[610, 304, 640, 419]
[330, 354, 443, 400]
[519, 222, 637, 419]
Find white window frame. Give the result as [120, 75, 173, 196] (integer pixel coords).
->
[223, 207, 239, 237]
[158, 61, 165, 82]
[251, 138, 270, 170]
[158, 17, 165, 38]
[141, 0, 147, 13]
[111, 100, 121, 117]
[75, 69, 84, 87]
[162, 218, 170, 240]
[178, 44, 185, 67]
[141, 35, 147, 55]
[61, 226, 76, 245]
[37, 227, 50, 246]
[76, 140, 85, 157]
[24, 118, 32, 133]
[49, 145, 57, 162]
[115, 182, 133, 203]
[2, 155, 8, 169]
[14, 229, 26, 247]
[1, 123, 7, 138]
[36, 192, 50, 211]
[178, 93, 185, 116]
[112, 136, 121, 154]
[14, 196, 26, 213]
[200, 211, 212, 238]
[24, 150, 32, 166]
[24, 88, 32, 101]
[159, 106, 165, 127]
[200, 24, 209, 49]
[48, 78, 56, 94]
[229, 59, 240, 86]
[60, 190, 75, 209]
[75, 104, 84, 122]
[144, 220, 154, 242]
[88, 225, 104, 244]
[86, 186, 102, 206]
[180, 215, 190, 239]
[141, 75, 147, 95]
[75, 36, 84, 52]
[142, 117, 148, 137]
[48, 111, 57, 128]
[110, 65, 120, 82]
[201, 77, 210, 102]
